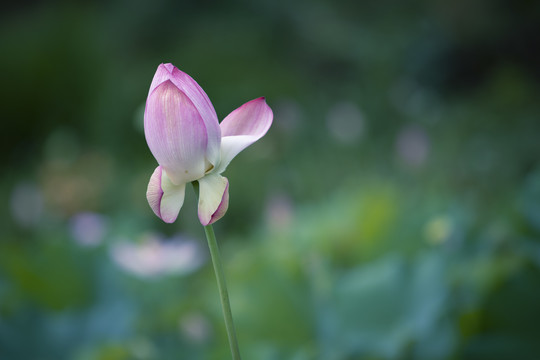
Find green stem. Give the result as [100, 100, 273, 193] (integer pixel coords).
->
[203, 224, 242, 360]
[193, 181, 241, 360]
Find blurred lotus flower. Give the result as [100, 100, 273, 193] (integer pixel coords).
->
[145, 63, 273, 225]
[395, 124, 430, 168]
[69, 212, 107, 247]
[110, 234, 204, 278]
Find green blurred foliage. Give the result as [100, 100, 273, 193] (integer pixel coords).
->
[1, 0, 540, 359]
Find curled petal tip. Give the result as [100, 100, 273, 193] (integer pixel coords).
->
[220, 97, 273, 138]
[162, 63, 175, 72]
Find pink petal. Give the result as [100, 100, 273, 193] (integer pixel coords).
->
[148, 63, 221, 166]
[216, 97, 273, 173]
[146, 166, 186, 223]
[197, 174, 229, 226]
[144, 80, 208, 185]
[148, 64, 175, 95]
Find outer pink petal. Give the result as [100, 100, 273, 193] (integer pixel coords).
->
[197, 174, 229, 226]
[148, 63, 177, 95]
[146, 166, 186, 223]
[216, 97, 273, 173]
[144, 80, 207, 185]
[148, 63, 221, 166]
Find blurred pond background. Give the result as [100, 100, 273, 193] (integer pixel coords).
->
[1, 0, 540, 359]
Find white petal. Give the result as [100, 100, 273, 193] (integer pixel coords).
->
[197, 173, 229, 226]
[146, 166, 186, 223]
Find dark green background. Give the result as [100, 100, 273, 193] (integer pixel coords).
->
[1, 0, 540, 359]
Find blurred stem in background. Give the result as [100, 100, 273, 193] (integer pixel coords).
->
[193, 182, 241, 360]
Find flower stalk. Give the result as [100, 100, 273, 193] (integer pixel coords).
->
[193, 182, 241, 360]
[204, 223, 241, 360]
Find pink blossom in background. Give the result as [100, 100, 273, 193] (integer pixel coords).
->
[69, 212, 107, 247]
[109, 234, 205, 278]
